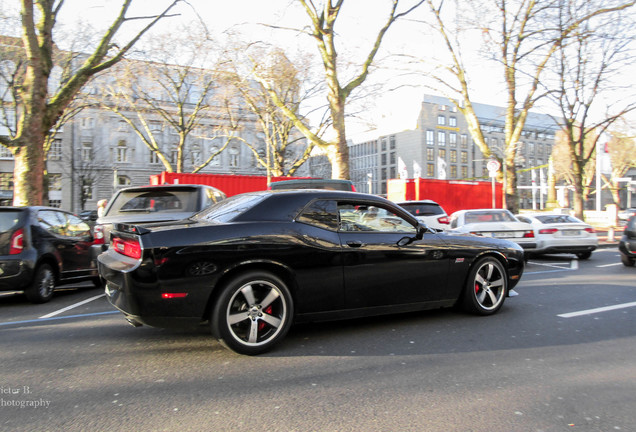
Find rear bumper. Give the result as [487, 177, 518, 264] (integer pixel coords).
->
[0, 255, 36, 292]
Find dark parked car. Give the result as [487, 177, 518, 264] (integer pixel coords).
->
[98, 190, 525, 355]
[0, 206, 100, 303]
[619, 215, 636, 267]
[92, 184, 226, 255]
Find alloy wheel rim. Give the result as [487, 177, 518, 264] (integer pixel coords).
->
[474, 262, 505, 310]
[226, 280, 287, 347]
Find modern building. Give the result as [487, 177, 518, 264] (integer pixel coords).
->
[349, 94, 560, 208]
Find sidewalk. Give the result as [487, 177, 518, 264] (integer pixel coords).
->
[593, 225, 624, 247]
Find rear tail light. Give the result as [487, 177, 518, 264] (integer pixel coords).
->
[523, 230, 535, 238]
[437, 216, 450, 225]
[539, 228, 558, 234]
[93, 224, 105, 245]
[9, 228, 24, 254]
[584, 227, 596, 234]
[111, 237, 142, 259]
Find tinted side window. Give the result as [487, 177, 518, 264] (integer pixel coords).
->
[64, 213, 91, 237]
[38, 210, 67, 235]
[297, 200, 338, 231]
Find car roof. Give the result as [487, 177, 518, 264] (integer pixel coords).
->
[395, 200, 441, 205]
[115, 184, 222, 193]
[226, 190, 417, 223]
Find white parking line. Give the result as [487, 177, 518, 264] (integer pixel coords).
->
[525, 259, 577, 274]
[558, 302, 636, 318]
[597, 262, 622, 268]
[39, 294, 106, 319]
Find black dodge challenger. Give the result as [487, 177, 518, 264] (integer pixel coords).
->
[98, 190, 525, 355]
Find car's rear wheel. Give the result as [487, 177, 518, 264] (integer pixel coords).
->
[621, 254, 635, 267]
[461, 257, 507, 315]
[24, 264, 55, 304]
[576, 251, 592, 260]
[211, 271, 293, 355]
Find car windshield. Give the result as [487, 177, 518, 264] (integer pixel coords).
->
[107, 190, 199, 215]
[464, 210, 517, 223]
[194, 193, 267, 223]
[535, 215, 581, 224]
[399, 203, 444, 216]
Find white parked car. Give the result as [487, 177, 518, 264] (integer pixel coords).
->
[396, 200, 450, 231]
[449, 209, 537, 252]
[515, 213, 598, 259]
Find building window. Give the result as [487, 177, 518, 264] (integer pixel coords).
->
[118, 176, 131, 186]
[461, 151, 468, 164]
[116, 140, 128, 162]
[450, 165, 457, 178]
[438, 132, 446, 146]
[437, 115, 446, 126]
[81, 117, 94, 128]
[210, 145, 221, 166]
[389, 152, 396, 165]
[48, 174, 62, 191]
[81, 177, 93, 200]
[427, 163, 435, 177]
[229, 146, 239, 167]
[450, 150, 457, 163]
[381, 153, 387, 165]
[48, 199, 61, 208]
[449, 117, 457, 127]
[170, 146, 178, 165]
[461, 166, 468, 178]
[117, 120, 127, 131]
[49, 139, 62, 160]
[426, 130, 435, 146]
[461, 134, 468, 148]
[427, 148, 434, 161]
[149, 121, 162, 132]
[81, 141, 93, 162]
[389, 135, 396, 150]
[439, 105, 446, 111]
[439, 149, 446, 160]
[0, 145, 13, 159]
[0, 172, 13, 189]
[149, 151, 160, 164]
[191, 144, 201, 166]
[449, 133, 457, 147]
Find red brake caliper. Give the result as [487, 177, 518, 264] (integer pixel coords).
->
[258, 305, 273, 331]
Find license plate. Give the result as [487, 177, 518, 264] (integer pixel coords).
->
[562, 230, 580, 236]
[493, 232, 514, 238]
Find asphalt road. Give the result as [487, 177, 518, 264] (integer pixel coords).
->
[1, 248, 634, 432]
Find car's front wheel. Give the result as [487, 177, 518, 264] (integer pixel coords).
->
[621, 254, 635, 267]
[211, 271, 293, 355]
[24, 264, 56, 303]
[460, 256, 507, 315]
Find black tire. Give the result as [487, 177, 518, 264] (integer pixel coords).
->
[24, 264, 56, 304]
[460, 257, 507, 315]
[211, 271, 293, 355]
[576, 251, 592, 260]
[621, 254, 635, 267]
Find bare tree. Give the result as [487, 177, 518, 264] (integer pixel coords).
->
[545, 1, 636, 218]
[421, 0, 635, 213]
[255, 0, 425, 180]
[96, 26, 247, 174]
[0, 0, 181, 206]
[604, 125, 636, 207]
[225, 45, 318, 179]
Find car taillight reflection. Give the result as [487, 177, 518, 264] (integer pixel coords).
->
[93, 224, 105, 245]
[522, 230, 535, 238]
[584, 227, 596, 234]
[112, 237, 142, 259]
[10, 228, 24, 254]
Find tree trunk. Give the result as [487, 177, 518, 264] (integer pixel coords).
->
[13, 136, 45, 206]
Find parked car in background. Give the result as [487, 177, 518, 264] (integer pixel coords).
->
[0, 206, 100, 303]
[449, 208, 537, 252]
[618, 208, 636, 225]
[619, 215, 636, 267]
[515, 213, 597, 259]
[92, 184, 226, 256]
[268, 178, 356, 191]
[395, 200, 450, 231]
[79, 210, 98, 222]
[98, 190, 525, 355]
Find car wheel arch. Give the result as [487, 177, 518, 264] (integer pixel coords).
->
[34, 255, 60, 283]
[201, 260, 298, 321]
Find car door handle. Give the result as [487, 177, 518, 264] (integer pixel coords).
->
[346, 241, 363, 248]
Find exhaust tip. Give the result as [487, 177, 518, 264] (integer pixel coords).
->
[126, 317, 143, 327]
